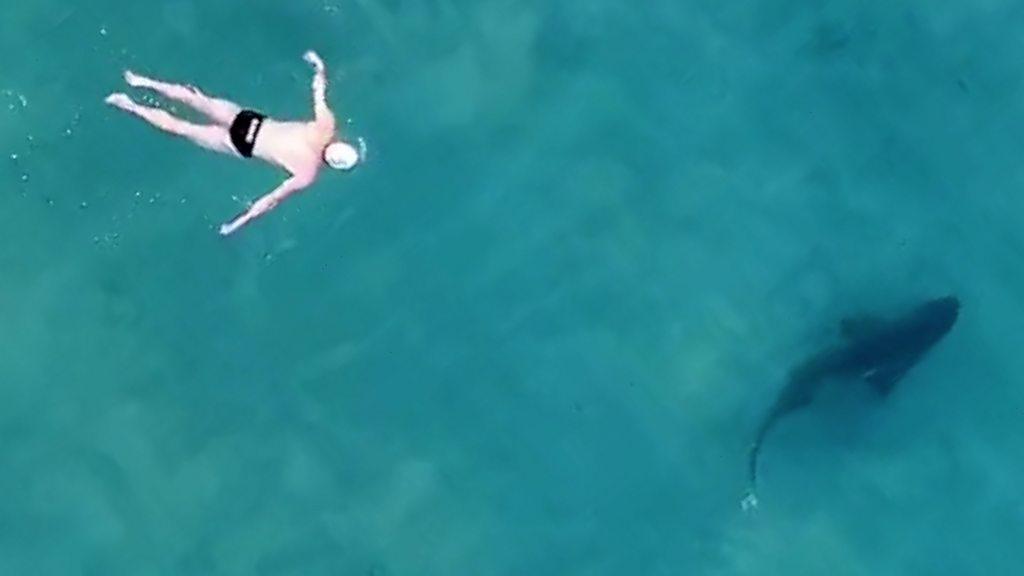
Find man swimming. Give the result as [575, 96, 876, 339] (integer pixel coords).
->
[105, 51, 358, 235]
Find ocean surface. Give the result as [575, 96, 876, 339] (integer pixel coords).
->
[2, 0, 1023, 574]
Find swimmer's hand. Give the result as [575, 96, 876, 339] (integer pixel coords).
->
[219, 207, 253, 236]
[219, 221, 242, 236]
[219, 198, 274, 236]
[219, 176, 311, 236]
[304, 50, 325, 73]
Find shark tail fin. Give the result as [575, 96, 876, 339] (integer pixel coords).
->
[748, 435, 762, 487]
[744, 414, 776, 511]
[745, 439, 762, 511]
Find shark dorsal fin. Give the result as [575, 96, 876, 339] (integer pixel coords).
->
[840, 315, 886, 340]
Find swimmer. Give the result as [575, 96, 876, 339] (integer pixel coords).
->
[105, 51, 359, 235]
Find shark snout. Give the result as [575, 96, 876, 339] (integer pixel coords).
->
[928, 295, 960, 330]
[936, 295, 960, 313]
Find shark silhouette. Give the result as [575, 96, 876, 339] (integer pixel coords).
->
[743, 296, 960, 509]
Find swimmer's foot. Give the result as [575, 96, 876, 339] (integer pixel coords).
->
[105, 93, 136, 111]
[124, 70, 149, 88]
[125, 70, 201, 97]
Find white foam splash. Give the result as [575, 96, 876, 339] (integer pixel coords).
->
[2, 90, 28, 109]
[741, 491, 759, 512]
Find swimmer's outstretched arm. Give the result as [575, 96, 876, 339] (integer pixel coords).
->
[303, 50, 335, 127]
[219, 176, 312, 236]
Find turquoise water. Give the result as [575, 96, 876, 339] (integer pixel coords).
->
[3, 0, 1024, 573]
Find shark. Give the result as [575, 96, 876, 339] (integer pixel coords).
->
[743, 296, 960, 509]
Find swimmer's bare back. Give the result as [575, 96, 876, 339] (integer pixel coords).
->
[105, 50, 360, 236]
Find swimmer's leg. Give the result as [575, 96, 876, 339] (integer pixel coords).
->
[106, 93, 237, 156]
[124, 71, 241, 127]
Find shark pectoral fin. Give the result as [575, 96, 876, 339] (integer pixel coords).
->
[841, 315, 886, 340]
[862, 363, 911, 396]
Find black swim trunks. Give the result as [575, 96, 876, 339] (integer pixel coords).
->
[229, 110, 265, 158]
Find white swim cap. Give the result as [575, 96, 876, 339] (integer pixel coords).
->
[324, 141, 360, 170]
